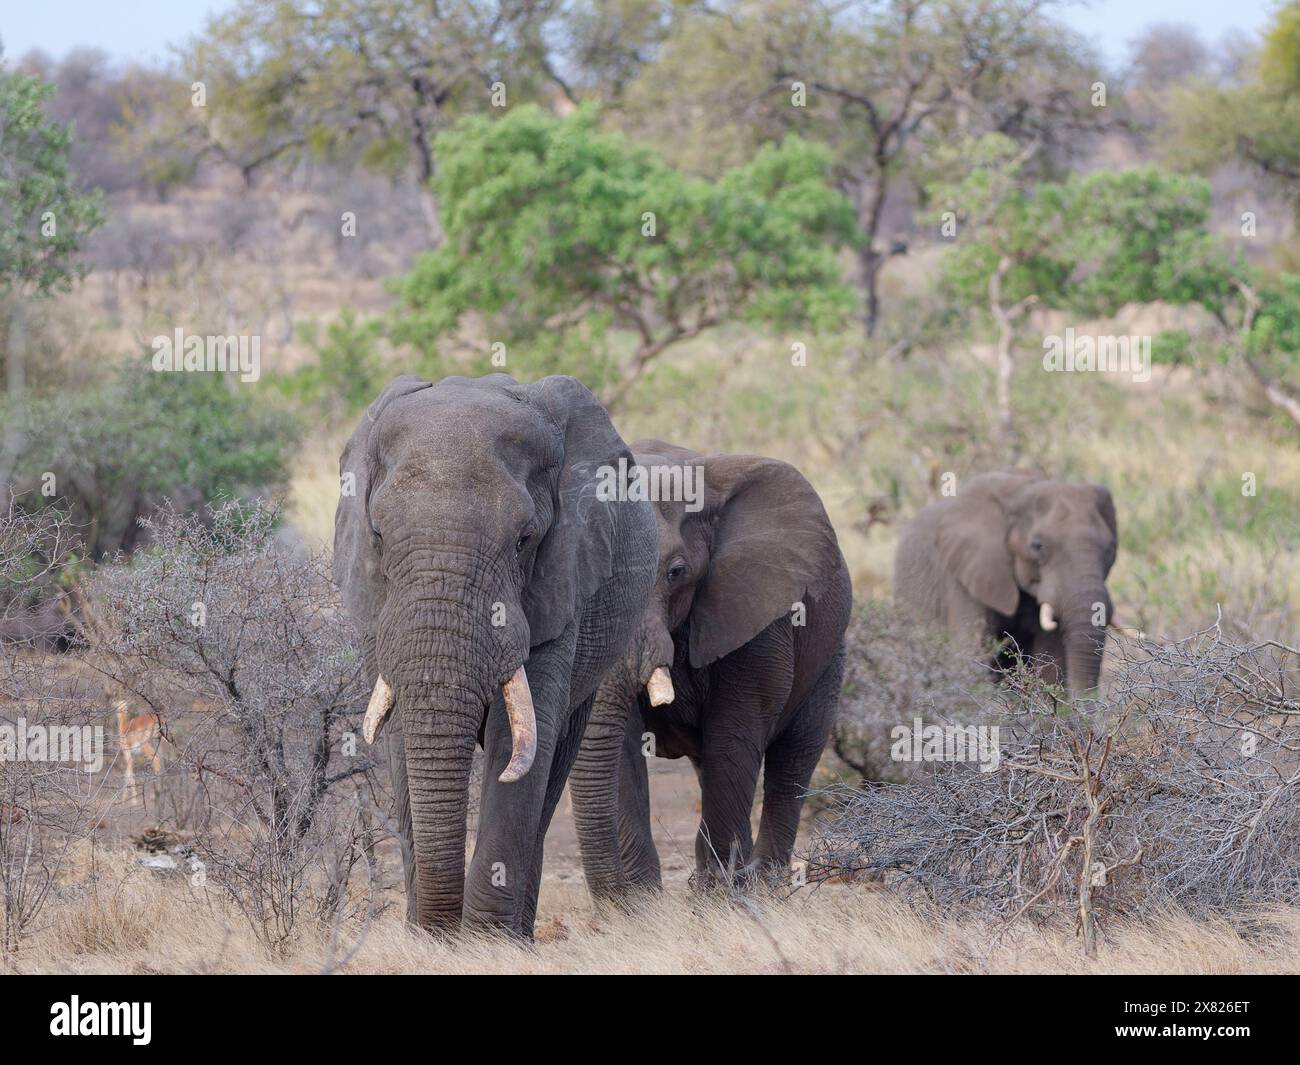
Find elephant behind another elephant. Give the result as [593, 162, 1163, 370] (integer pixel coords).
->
[893, 470, 1119, 695]
[570, 440, 852, 904]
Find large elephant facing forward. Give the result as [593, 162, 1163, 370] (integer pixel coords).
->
[570, 440, 852, 903]
[333, 374, 656, 938]
[893, 470, 1119, 695]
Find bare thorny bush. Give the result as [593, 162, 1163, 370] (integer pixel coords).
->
[0, 496, 108, 954]
[808, 620, 1300, 955]
[86, 500, 383, 953]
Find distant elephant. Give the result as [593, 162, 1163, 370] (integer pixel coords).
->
[569, 440, 852, 902]
[333, 374, 657, 937]
[893, 470, 1118, 695]
[0, 596, 78, 652]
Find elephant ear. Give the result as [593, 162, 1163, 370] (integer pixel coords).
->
[522, 376, 641, 647]
[688, 455, 843, 669]
[1093, 484, 1118, 540]
[935, 471, 1040, 618]
[333, 374, 433, 628]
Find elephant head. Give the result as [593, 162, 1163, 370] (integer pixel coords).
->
[937, 471, 1118, 693]
[334, 373, 650, 931]
[627, 440, 844, 700]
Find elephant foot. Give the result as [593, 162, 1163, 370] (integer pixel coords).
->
[588, 872, 662, 918]
[689, 861, 759, 899]
[747, 857, 803, 897]
[461, 903, 533, 942]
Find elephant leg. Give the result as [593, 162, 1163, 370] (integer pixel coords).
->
[751, 651, 843, 885]
[465, 644, 571, 936]
[384, 715, 419, 927]
[365, 640, 418, 927]
[571, 678, 636, 906]
[617, 710, 660, 893]
[694, 733, 764, 892]
[518, 693, 598, 936]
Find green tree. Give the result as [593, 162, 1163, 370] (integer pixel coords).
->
[14, 361, 296, 559]
[546, 0, 679, 104]
[930, 135, 1239, 448]
[1167, 1, 1300, 215]
[616, 0, 1109, 336]
[156, 0, 556, 240]
[1233, 273, 1300, 429]
[0, 55, 104, 493]
[392, 104, 858, 407]
[275, 309, 387, 420]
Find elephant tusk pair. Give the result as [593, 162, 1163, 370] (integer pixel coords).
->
[646, 666, 675, 707]
[361, 666, 538, 784]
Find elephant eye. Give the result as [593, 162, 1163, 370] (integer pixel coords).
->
[1028, 538, 1045, 557]
[516, 527, 535, 554]
[666, 560, 687, 582]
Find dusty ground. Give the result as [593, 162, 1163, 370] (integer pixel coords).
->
[7, 750, 1300, 974]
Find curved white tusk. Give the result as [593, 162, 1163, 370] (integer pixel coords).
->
[1038, 601, 1058, 632]
[646, 666, 675, 707]
[499, 666, 538, 783]
[363, 674, 396, 744]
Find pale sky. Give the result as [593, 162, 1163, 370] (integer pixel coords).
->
[0, 0, 1280, 68]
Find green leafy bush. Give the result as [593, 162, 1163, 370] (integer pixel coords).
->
[274, 309, 387, 420]
[392, 104, 859, 402]
[8, 359, 296, 558]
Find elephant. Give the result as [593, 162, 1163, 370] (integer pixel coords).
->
[333, 373, 657, 937]
[568, 440, 852, 903]
[0, 597, 77, 652]
[893, 470, 1119, 695]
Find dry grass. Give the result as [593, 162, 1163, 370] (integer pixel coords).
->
[6, 848, 1298, 974]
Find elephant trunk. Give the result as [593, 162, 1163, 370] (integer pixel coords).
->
[640, 618, 676, 708]
[399, 678, 479, 931]
[377, 558, 528, 933]
[1057, 578, 1110, 696]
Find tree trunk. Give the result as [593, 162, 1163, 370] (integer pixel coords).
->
[854, 153, 896, 342]
[1233, 279, 1300, 428]
[859, 244, 884, 339]
[0, 299, 28, 498]
[989, 256, 1017, 459]
[417, 183, 443, 247]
